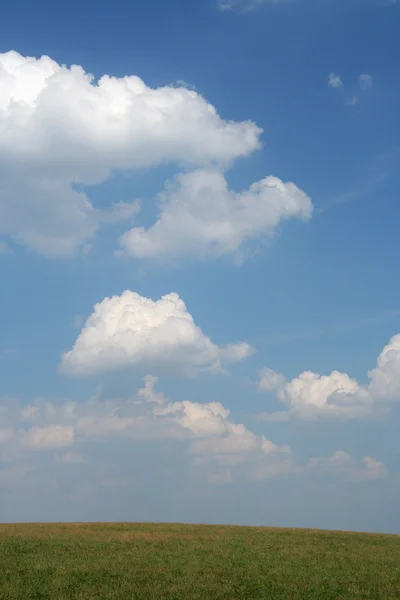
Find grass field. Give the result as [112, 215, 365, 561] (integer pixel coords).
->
[0, 522, 399, 599]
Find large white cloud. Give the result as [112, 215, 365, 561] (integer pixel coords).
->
[259, 334, 400, 420]
[0, 51, 261, 256]
[60, 290, 253, 376]
[119, 170, 312, 261]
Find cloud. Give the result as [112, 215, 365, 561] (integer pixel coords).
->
[142, 378, 291, 478]
[328, 72, 373, 107]
[308, 451, 388, 482]
[328, 73, 343, 89]
[189, 422, 293, 484]
[119, 170, 312, 262]
[345, 95, 359, 106]
[1, 377, 291, 483]
[2, 377, 383, 487]
[258, 333, 400, 420]
[154, 399, 231, 438]
[20, 425, 75, 450]
[0, 377, 388, 492]
[218, 0, 284, 11]
[359, 73, 373, 90]
[0, 51, 261, 257]
[368, 334, 400, 398]
[60, 290, 253, 377]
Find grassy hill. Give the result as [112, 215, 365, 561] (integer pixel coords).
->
[0, 522, 399, 599]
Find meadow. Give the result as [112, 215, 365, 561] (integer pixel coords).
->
[0, 522, 399, 599]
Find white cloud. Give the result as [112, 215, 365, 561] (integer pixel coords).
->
[359, 73, 373, 90]
[309, 451, 387, 482]
[189, 422, 291, 476]
[119, 170, 312, 262]
[218, 0, 283, 11]
[328, 73, 343, 89]
[368, 334, 400, 399]
[328, 72, 373, 107]
[2, 376, 291, 482]
[345, 95, 359, 106]
[0, 51, 261, 257]
[259, 368, 286, 393]
[76, 414, 138, 437]
[60, 290, 253, 376]
[259, 333, 400, 420]
[140, 377, 291, 477]
[191, 423, 260, 456]
[154, 399, 231, 438]
[0, 378, 387, 486]
[20, 425, 75, 449]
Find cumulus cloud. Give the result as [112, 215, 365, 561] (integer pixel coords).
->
[368, 334, 400, 399]
[154, 399, 231, 438]
[60, 290, 253, 377]
[0, 50, 261, 257]
[258, 333, 400, 420]
[328, 73, 343, 89]
[119, 170, 312, 262]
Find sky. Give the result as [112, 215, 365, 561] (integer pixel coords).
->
[0, 0, 400, 533]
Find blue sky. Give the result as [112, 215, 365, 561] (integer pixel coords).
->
[0, 0, 399, 533]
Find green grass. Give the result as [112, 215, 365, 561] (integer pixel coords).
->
[0, 522, 399, 599]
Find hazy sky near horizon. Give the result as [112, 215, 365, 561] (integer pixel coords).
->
[0, 0, 400, 533]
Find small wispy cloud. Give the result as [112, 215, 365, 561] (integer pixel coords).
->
[319, 146, 400, 211]
[219, 1, 234, 10]
[220, 0, 396, 13]
[218, 0, 284, 12]
[345, 95, 359, 106]
[359, 73, 373, 90]
[328, 73, 343, 89]
[328, 72, 373, 107]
